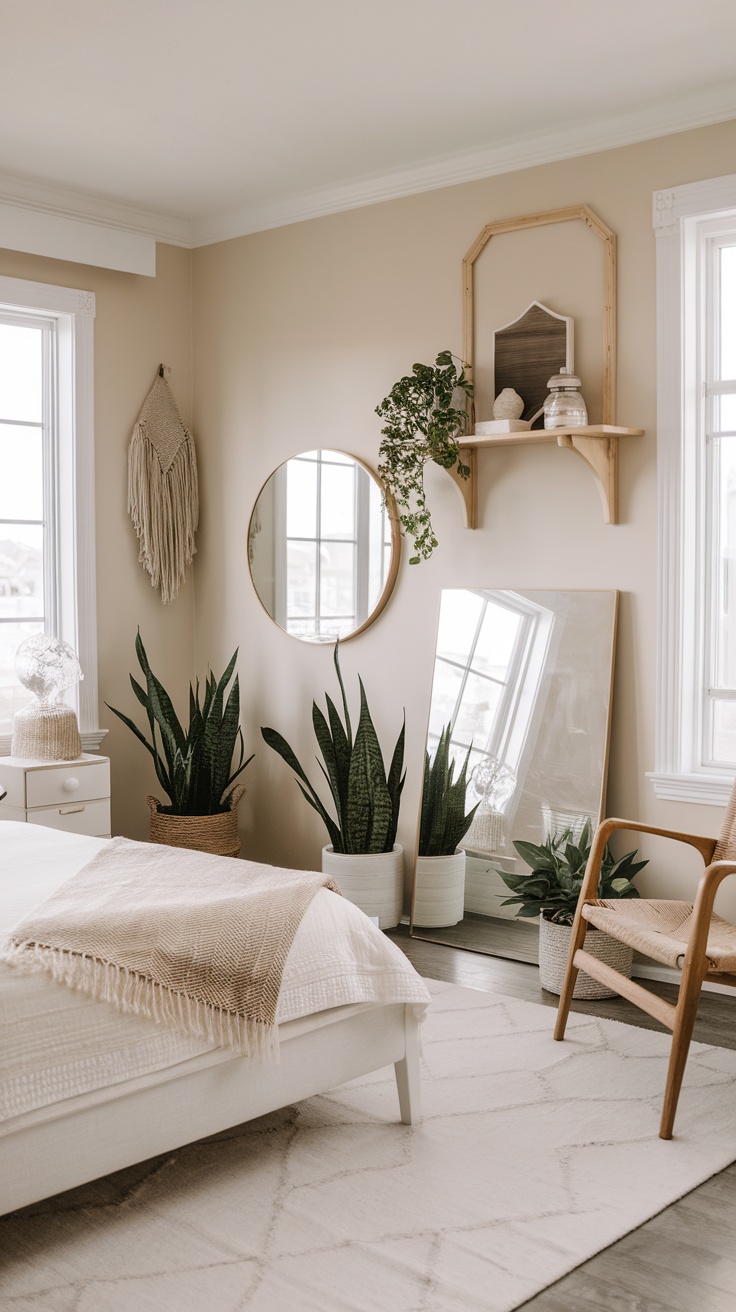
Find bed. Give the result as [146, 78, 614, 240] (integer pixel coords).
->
[0, 822, 429, 1216]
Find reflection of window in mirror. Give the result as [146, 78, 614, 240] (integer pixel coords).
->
[255, 450, 394, 643]
[430, 591, 557, 847]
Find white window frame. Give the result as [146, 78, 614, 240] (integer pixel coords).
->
[650, 175, 736, 804]
[0, 274, 102, 755]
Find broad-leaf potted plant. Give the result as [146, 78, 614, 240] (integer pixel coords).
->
[376, 350, 473, 563]
[261, 643, 405, 928]
[107, 632, 253, 856]
[497, 820, 648, 998]
[412, 724, 478, 928]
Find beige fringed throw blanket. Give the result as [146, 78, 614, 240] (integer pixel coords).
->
[1, 838, 341, 1060]
[128, 368, 199, 604]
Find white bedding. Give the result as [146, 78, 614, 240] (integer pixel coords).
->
[0, 823, 429, 1125]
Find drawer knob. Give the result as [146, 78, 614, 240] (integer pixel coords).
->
[63, 777, 80, 793]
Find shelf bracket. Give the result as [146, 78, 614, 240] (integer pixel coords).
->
[555, 432, 617, 524]
[447, 446, 477, 529]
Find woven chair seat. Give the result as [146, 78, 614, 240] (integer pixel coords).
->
[582, 899, 736, 972]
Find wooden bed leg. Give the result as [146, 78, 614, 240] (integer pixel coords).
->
[394, 1007, 422, 1125]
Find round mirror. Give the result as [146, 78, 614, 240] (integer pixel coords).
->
[248, 449, 400, 643]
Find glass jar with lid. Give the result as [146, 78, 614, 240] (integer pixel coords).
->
[543, 369, 588, 429]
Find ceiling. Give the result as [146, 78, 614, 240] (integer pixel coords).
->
[3, 0, 736, 246]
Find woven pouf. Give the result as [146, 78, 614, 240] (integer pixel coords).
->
[146, 785, 245, 857]
[539, 912, 633, 999]
[11, 703, 82, 761]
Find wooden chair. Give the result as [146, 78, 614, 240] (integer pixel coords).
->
[553, 785, 736, 1138]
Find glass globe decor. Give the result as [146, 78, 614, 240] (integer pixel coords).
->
[461, 756, 518, 854]
[11, 634, 84, 761]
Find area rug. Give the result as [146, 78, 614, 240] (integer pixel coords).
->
[2, 979, 736, 1311]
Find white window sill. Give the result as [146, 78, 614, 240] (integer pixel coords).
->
[0, 729, 107, 758]
[647, 771, 734, 806]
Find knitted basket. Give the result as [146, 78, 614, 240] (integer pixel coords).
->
[146, 785, 245, 857]
[539, 911, 633, 999]
[11, 703, 82, 761]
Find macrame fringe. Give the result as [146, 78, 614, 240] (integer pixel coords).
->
[1, 941, 277, 1061]
[128, 421, 199, 606]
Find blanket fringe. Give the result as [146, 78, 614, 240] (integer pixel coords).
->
[1, 941, 277, 1061]
[128, 421, 199, 606]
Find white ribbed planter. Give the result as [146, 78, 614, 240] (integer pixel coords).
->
[539, 912, 633, 1000]
[412, 850, 466, 928]
[321, 845, 404, 930]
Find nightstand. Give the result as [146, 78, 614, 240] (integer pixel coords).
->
[0, 754, 111, 838]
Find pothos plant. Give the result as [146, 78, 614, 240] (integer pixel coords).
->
[376, 350, 473, 563]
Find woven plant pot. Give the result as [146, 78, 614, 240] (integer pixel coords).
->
[412, 850, 465, 928]
[539, 911, 633, 1000]
[322, 845, 403, 930]
[146, 785, 245, 857]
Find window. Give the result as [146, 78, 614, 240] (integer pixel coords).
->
[0, 276, 100, 753]
[652, 175, 736, 803]
[274, 450, 392, 642]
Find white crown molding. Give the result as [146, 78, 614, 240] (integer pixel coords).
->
[1, 80, 736, 262]
[0, 169, 192, 246]
[192, 80, 736, 245]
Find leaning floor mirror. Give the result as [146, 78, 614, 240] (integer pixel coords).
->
[410, 588, 618, 962]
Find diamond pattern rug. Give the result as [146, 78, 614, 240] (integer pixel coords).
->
[2, 979, 736, 1311]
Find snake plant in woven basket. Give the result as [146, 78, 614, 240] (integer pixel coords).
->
[107, 631, 253, 815]
[497, 820, 647, 926]
[419, 723, 479, 857]
[261, 643, 405, 854]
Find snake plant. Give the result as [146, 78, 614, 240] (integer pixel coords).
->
[261, 643, 405, 854]
[418, 723, 479, 857]
[107, 632, 253, 815]
[497, 820, 647, 926]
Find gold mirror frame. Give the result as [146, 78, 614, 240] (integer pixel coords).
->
[248, 449, 401, 644]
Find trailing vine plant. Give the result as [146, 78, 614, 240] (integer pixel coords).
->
[376, 350, 473, 563]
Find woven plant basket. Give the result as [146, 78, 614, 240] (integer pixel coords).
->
[146, 785, 245, 857]
[539, 911, 633, 1000]
[321, 845, 404, 930]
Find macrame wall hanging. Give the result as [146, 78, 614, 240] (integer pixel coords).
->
[128, 365, 199, 605]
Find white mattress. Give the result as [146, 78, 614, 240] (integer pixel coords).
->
[0, 823, 429, 1124]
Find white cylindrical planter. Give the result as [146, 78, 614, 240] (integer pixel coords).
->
[321, 845, 404, 930]
[538, 912, 633, 999]
[412, 850, 466, 928]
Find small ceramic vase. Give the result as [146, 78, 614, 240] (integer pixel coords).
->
[492, 388, 524, 420]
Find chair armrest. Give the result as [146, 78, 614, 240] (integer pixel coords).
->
[577, 817, 716, 903]
[595, 818, 716, 863]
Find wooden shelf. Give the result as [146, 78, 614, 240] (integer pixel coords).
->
[447, 424, 644, 527]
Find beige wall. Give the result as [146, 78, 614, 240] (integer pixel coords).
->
[0, 243, 195, 839]
[191, 118, 736, 919]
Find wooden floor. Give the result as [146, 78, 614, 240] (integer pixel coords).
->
[388, 927, 736, 1312]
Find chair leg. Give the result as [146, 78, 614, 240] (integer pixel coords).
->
[553, 911, 590, 1041]
[660, 964, 705, 1140]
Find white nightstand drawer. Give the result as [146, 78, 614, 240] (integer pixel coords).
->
[0, 771, 25, 809]
[26, 760, 110, 809]
[28, 798, 111, 837]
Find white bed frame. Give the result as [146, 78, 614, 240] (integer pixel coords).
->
[0, 999, 421, 1216]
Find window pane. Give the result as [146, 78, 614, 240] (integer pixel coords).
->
[436, 590, 483, 664]
[712, 699, 736, 766]
[453, 673, 502, 749]
[472, 601, 521, 679]
[320, 463, 355, 539]
[0, 422, 43, 519]
[720, 246, 736, 381]
[713, 439, 736, 689]
[0, 619, 44, 731]
[0, 323, 42, 423]
[319, 542, 355, 617]
[713, 395, 736, 433]
[0, 525, 44, 619]
[286, 460, 317, 538]
[321, 450, 353, 465]
[286, 540, 316, 617]
[428, 660, 464, 739]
